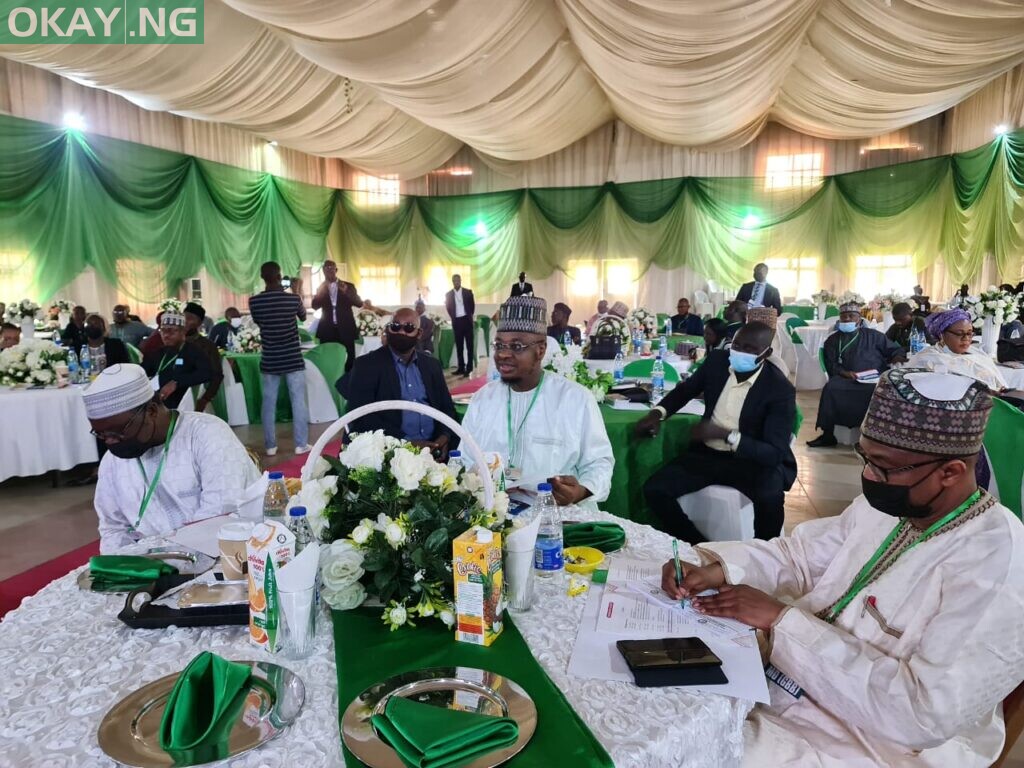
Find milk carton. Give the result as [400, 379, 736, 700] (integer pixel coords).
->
[453, 526, 504, 646]
[246, 521, 295, 653]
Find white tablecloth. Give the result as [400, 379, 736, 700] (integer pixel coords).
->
[998, 364, 1024, 390]
[793, 321, 835, 358]
[0, 509, 749, 767]
[0, 385, 98, 482]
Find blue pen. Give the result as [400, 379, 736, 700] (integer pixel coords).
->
[672, 539, 691, 610]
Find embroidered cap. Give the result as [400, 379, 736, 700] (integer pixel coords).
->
[82, 364, 154, 419]
[498, 296, 547, 336]
[609, 301, 629, 319]
[746, 306, 778, 330]
[839, 301, 863, 314]
[861, 368, 993, 456]
[160, 312, 186, 328]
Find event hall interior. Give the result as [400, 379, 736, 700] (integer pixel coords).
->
[2, 2, 1024, 767]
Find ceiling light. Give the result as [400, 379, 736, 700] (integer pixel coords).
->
[473, 221, 488, 237]
[448, 168, 473, 176]
[267, 140, 278, 147]
[741, 214, 760, 229]
[63, 112, 86, 131]
[995, 124, 1008, 136]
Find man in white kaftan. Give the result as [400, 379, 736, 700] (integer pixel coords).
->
[661, 369, 1024, 767]
[84, 364, 259, 553]
[463, 295, 614, 511]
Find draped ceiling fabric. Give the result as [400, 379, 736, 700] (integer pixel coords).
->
[1, 0, 1023, 178]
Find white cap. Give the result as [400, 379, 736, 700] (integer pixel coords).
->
[475, 527, 493, 544]
[82, 364, 153, 419]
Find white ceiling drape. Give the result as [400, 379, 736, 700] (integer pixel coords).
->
[1, 0, 1023, 177]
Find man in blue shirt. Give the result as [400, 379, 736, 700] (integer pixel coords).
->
[670, 298, 704, 336]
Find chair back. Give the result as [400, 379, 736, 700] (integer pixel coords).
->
[622, 359, 681, 383]
[825, 305, 840, 318]
[125, 343, 142, 364]
[303, 342, 348, 414]
[785, 316, 809, 344]
[982, 398, 1024, 519]
[818, 348, 827, 373]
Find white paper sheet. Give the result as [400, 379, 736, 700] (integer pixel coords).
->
[167, 514, 233, 557]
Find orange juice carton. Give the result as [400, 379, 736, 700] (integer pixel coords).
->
[246, 521, 295, 652]
[453, 526, 504, 646]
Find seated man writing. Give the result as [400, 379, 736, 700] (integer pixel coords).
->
[463, 296, 614, 510]
[659, 369, 1024, 767]
[84, 364, 259, 553]
[338, 307, 459, 459]
[636, 322, 796, 541]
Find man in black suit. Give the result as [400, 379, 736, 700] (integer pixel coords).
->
[510, 271, 534, 297]
[414, 298, 435, 355]
[635, 323, 796, 542]
[547, 302, 581, 345]
[311, 260, 362, 372]
[735, 263, 783, 316]
[336, 307, 459, 459]
[445, 274, 475, 376]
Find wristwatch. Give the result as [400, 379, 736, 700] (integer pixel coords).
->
[652, 405, 668, 421]
[726, 430, 741, 450]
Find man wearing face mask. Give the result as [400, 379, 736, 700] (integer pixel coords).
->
[141, 312, 213, 409]
[636, 322, 797, 542]
[108, 305, 153, 348]
[336, 307, 458, 458]
[658, 369, 1024, 767]
[84, 364, 259, 553]
[807, 301, 906, 448]
[207, 307, 242, 350]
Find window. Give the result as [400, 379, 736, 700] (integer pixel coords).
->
[567, 258, 639, 309]
[353, 174, 400, 206]
[0, 251, 34, 300]
[357, 265, 401, 307]
[423, 265, 471, 305]
[853, 254, 916, 298]
[765, 256, 821, 302]
[189, 278, 202, 300]
[765, 153, 823, 190]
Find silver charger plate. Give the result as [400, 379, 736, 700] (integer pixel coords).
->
[342, 666, 537, 768]
[78, 549, 216, 592]
[97, 660, 304, 768]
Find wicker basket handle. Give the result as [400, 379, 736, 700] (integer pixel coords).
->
[299, 399, 495, 511]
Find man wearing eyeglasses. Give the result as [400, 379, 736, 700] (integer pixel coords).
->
[462, 296, 614, 509]
[337, 307, 459, 459]
[657, 369, 1024, 768]
[83, 364, 259, 553]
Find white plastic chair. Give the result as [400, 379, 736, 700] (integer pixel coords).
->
[678, 486, 755, 542]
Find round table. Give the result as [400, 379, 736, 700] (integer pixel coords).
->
[0, 385, 98, 482]
[0, 508, 749, 767]
[793, 321, 835, 358]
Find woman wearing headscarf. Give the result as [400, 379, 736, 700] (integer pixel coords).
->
[909, 309, 1007, 391]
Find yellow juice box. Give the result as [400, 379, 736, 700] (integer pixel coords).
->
[453, 526, 504, 646]
[246, 520, 295, 653]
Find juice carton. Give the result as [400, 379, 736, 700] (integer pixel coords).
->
[453, 526, 504, 646]
[246, 520, 295, 653]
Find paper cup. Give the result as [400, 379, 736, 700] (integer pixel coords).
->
[218, 521, 253, 581]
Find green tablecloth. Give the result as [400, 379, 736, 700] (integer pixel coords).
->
[782, 305, 817, 320]
[333, 609, 613, 768]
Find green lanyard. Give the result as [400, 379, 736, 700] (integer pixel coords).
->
[505, 374, 544, 470]
[156, 345, 182, 376]
[133, 412, 179, 531]
[837, 332, 859, 366]
[824, 489, 981, 623]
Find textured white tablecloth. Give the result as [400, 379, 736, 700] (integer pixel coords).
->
[0, 509, 750, 767]
[0, 385, 98, 482]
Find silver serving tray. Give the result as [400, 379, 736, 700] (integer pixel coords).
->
[342, 666, 537, 768]
[97, 660, 304, 768]
[78, 550, 216, 592]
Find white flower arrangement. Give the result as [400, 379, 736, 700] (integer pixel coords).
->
[810, 290, 837, 305]
[4, 299, 41, 322]
[158, 298, 186, 314]
[870, 292, 906, 313]
[232, 319, 262, 353]
[963, 287, 1019, 328]
[48, 298, 75, 314]
[591, 314, 630, 346]
[544, 344, 613, 402]
[356, 310, 382, 338]
[0, 339, 68, 387]
[836, 291, 866, 307]
[426, 311, 450, 329]
[626, 307, 658, 339]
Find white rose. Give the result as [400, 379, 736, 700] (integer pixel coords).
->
[309, 456, 331, 480]
[418, 599, 435, 617]
[390, 448, 427, 491]
[413, 569, 425, 583]
[340, 430, 387, 472]
[439, 609, 455, 628]
[320, 540, 364, 590]
[389, 604, 408, 627]
[384, 521, 407, 549]
[322, 581, 366, 610]
[460, 471, 484, 494]
[351, 518, 375, 545]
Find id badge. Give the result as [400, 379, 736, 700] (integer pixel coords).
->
[175, 358, 184, 366]
[765, 663, 803, 699]
[506, 467, 522, 484]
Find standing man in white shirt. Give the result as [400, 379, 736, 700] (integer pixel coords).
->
[445, 274, 476, 377]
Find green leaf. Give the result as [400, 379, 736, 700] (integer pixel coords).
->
[424, 528, 449, 554]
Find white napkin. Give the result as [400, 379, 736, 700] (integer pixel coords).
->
[237, 472, 270, 521]
[504, 516, 541, 609]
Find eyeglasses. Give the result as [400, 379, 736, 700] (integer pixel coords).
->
[387, 322, 418, 334]
[853, 443, 950, 483]
[493, 341, 543, 355]
[942, 329, 975, 341]
[90, 403, 148, 441]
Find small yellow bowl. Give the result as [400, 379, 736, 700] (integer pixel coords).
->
[564, 546, 605, 574]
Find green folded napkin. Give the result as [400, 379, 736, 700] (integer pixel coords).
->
[159, 651, 252, 766]
[563, 522, 626, 553]
[88, 555, 179, 591]
[371, 695, 519, 768]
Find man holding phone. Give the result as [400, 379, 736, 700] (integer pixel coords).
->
[312, 259, 362, 372]
[660, 369, 1024, 767]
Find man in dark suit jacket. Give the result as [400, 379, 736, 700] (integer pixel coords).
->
[414, 299, 435, 355]
[445, 274, 476, 376]
[311, 260, 362, 372]
[547, 302, 581, 345]
[510, 272, 534, 297]
[635, 322, 796, 542]
[141, 313, 213, 409]
[336, 308, 459, 458]
[735, 263, 783, 316]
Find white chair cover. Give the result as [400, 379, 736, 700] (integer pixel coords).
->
[305, 359, 340, 424]
[679, 486, 755, 542]
[794, 341, 828, 391]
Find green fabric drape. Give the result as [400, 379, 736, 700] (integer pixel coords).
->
[4, 113, 1024, 304]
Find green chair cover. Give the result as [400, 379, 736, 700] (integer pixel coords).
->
[825, 305, 840, 318]
[656, 313, 671, 332]
[818, 348, 827, 373]
[782, 305, 817, 321]
[785, 316, 809, 344]
[304, 342, 347, 414]
[622, 359, 681, 383]
[125, 342, 142, 364]
[436, 327, 455, 369]
[476, 315, 492, 356]
[983, 398, 1024, 519]
[298, 327, 314, 343]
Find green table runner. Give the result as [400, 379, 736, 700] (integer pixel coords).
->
[333, 608, 613, 768]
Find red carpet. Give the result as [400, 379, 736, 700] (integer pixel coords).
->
[0, 539, 99, 620]
[449, 375, 487, 396]
[270, 440, 344, 478]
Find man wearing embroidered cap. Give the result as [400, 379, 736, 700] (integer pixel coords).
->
[84, 364, 258, 553]
[141, 311, 213, 409]
[659, 369, 1024, 767]
[463, 296, 614, 510]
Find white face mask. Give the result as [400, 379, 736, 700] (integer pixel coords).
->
[230, 317, 242, 329]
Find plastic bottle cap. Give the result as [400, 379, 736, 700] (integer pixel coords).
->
[537, 482, 552, 492]
[449, 450, 461, 458]
[475, 527, 493, 543]
[269, 471, 284, 480]
[289, 506, 307, 517]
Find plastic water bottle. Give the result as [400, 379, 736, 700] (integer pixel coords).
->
[632, 328, 642, 355]
[226, 331, 236, 353]
[95, 349, 107, 374]
[613, 350, 625, 383]
[563, 330, 572, 348]
[659, 334, 668, 356]
[287, 506, 313, 553]
[51, 329, 61, 346]
[79, 346, 91, 381]
[533, 483, 563, 580]
[665, 317, 672, 338]
[263, 471, 289, 521]
[651, 354, 666, 403]
[67, 349, 79, 383]
[909, 328, 925, 354]
[447, 450, 463, 475]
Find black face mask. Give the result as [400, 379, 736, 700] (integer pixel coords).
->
[85, 326, 104, 341]
[107, 439, 154, 459]
[386, 332, 418, 353]
[861, 470, 945, 519]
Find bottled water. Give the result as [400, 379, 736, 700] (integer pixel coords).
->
[563, 330, 572, 348]
[659, 335, 668, 356]
[287, 506, 313, 552]
[51, 329, 61, 345]
[79, 346, 92, 381]
[447, 450, 463, 476]
[613, 350, 625, 383]
[533, 483, 563, 580]
[67, 349, 79, 383]
[95, 349, 107, 374]
[632, 328, 642, 355]
[909, 328, 926, 354]
[263, 471, 289, 521]
[665, 317, 672, 338]
[226, 331, 236, 353]
[651, 354, 666, 403]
